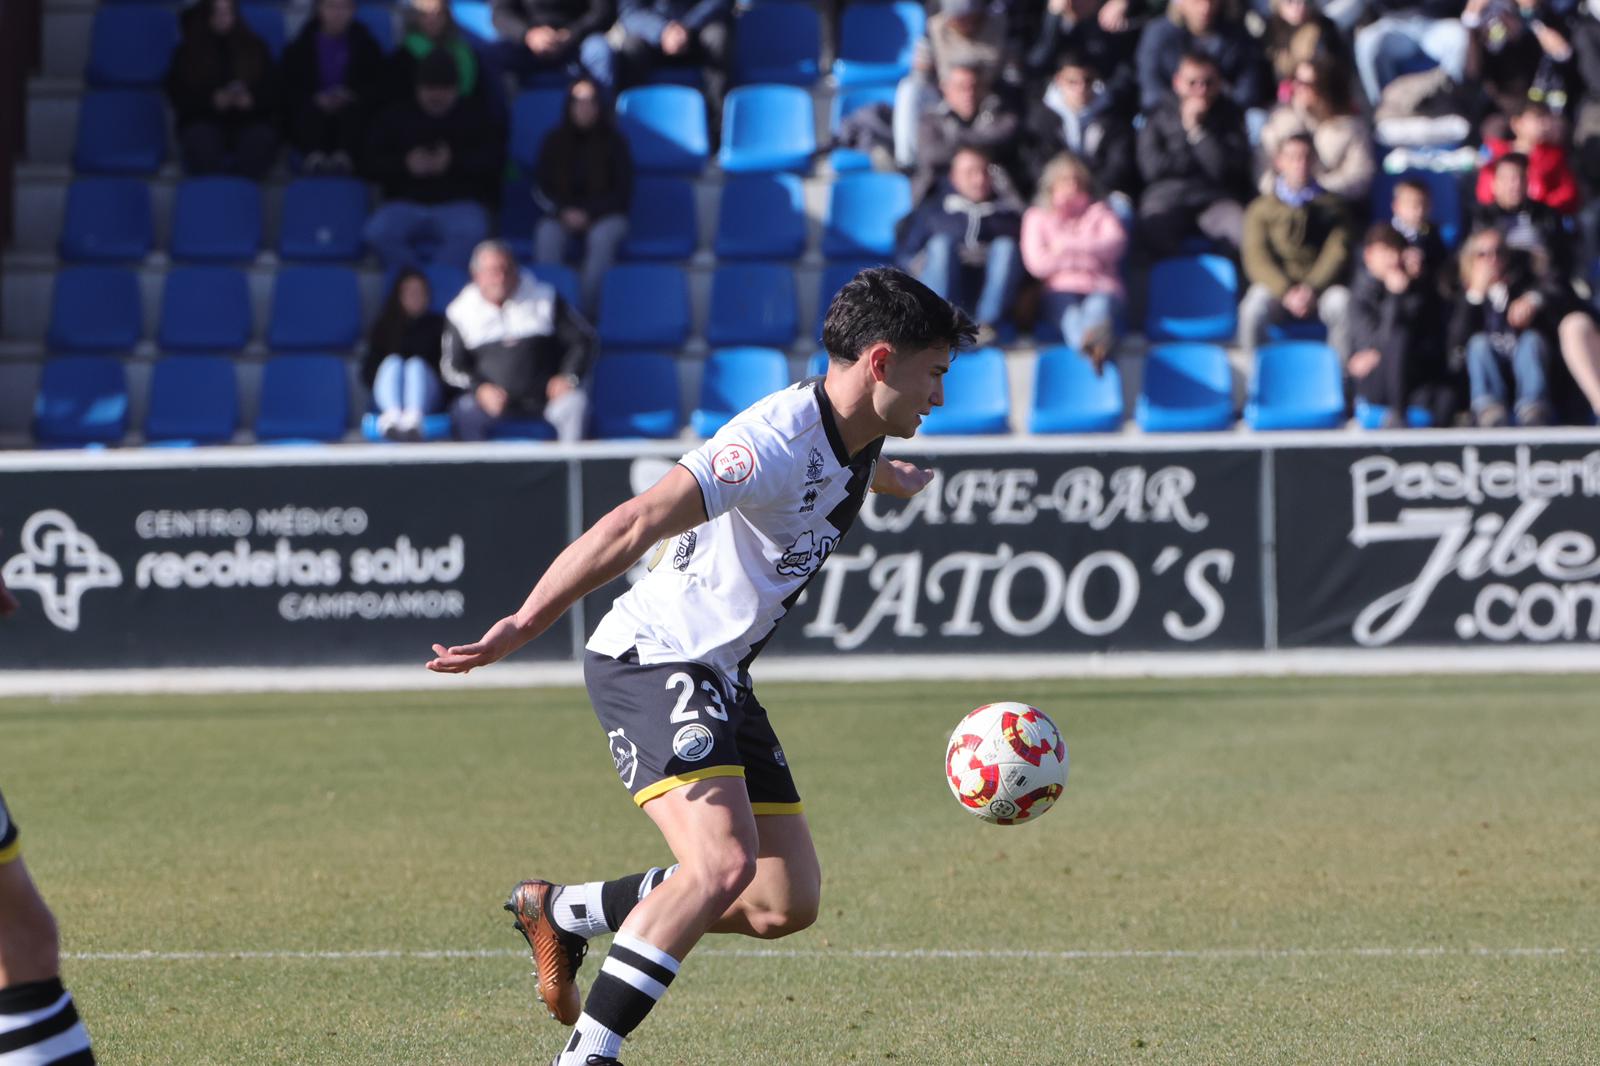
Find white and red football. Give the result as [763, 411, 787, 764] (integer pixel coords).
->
[944, 702, 1068, 826]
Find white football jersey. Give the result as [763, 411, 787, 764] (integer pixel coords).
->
[587, 378, 883, 687]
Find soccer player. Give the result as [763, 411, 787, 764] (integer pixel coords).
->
[427, 266, 974, 1065]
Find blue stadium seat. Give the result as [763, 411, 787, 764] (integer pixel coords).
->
[279, 177, 368, 260]
[489, 417, 558, 440]
[707, 263, 797, 347]
[814, 260, 878, 336]
[718, 85, 815, 174]
[86, 5, 179, 87]
[450, 0, 495, 41]
[733, 2, 821, 86]
[591, 353, 682, 438]
[419, 262, 470, 312]
[822, 172, 912, 258]
[256, 355, 350, 442]
[715, 174, 806, 260]
[170, 177, 262, 262]
[159, 266, 253, 352]
[919, 346, 1009, 435]
[1354, 397, 1435, 429]
[804, 350, 829, 378]
[617, 86, 709, 175]
[239, 2, 286, 56]
[509, 88, 568, 170]
[1135, 343, 1235, 432]
[1029, 347, 1124, 434]
[1145, 255, 1238, 342]
[74, 90, 166, 174]
[528, 263, 581, 308]
[1370, 168, 1465, 249]
[361, 412, 455, 442]
[692, 347, 790, 436]
[144, 356, 238, 445]
[267, 266, 363, 351]
[356, 3, 394, 50]
[47, 267, 142, 352]
[623, 177, 698, 260]
[1265, 318, 1328, 342]
[598, 264, 690, 349]
[828, 84, 895, 171]
[59, 178, 153, 262]
[833, 1, 925, 86]
[34, 356, 129, 446]
[501, 177, 539, 262]
[1245, 341, 1344, 430]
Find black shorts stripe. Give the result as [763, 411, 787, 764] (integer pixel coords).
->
[0, 999, 79, 1054]
[50, 1050, 98, 1065]
[607, 943, 678, 987]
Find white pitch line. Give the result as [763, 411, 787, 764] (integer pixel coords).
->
[63, 946, 1598, 963]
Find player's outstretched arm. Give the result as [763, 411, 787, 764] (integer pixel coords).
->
[427, 466, 708, 673]
[871, 458, 934, 499]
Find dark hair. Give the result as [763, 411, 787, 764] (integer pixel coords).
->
[1055, 52, 1099, 81]
[1393, 176, 1429, 199]
[951, 143, 992, 165]
[1176, 50, 1220, 73]
[1363, 222, 1406, 252]
[1278, 131, 1315, 153]
[1516, 99, 1552, 119]
[1495, 151, 1531, 172]
[370, 268, 431, 354]
[1299, 55, 1353, 115]
[821, 267, 977, 364]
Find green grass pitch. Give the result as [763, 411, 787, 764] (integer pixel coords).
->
[4, 674, 1598, 1064]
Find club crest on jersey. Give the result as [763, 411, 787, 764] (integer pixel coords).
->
[805, 447, 825, 484]
[776, 529, 838, 577]
[799, 487, 818, 514]
[672, 723, 715, 763]
[712, 443, 754, 484]
[608, 728, 639, 787]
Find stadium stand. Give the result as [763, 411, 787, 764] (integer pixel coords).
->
[598, 264, 690, 349]
[47, 266, 142, 352]
[255, 354, 351, 442]
[1029, 347, 1125, 435]
[144, 355, 239, 446]
[717, 84, 815, 173]
[706, 263, 798, 348]
[58, 178, 153, 263]
[170, 177, 264, 263]
[731, 1, 822, 88]
[158, 266, 254, 353]
[1245, 341, 1346, 431]
[591, 352, 682, 438]
[622, 177, 698, 260]
[616, 85, 709, 174]
[691, 346, 791, 436]
[278, 178, 370, 261]
[714, 174, 806, 260]
[918, 345, 1010, 436]
[34, 355, 129, 446]
[1136, 343, 1237, 433]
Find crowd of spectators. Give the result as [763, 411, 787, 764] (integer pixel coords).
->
[149, 0, 1600, 436]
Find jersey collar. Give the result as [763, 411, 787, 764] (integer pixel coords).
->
[812, 378, 878, 468]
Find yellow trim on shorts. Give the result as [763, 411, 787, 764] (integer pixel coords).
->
[0, 838, 20, 865]
[634, 766, 746, 806]
[750, 802, 804, 816]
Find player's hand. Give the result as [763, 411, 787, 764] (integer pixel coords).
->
[872, 458, 934, 498]
[427, 616, 526, 673]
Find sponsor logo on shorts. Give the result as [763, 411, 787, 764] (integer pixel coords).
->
[671, 723, 715, 763]
[772, 746, 787, 768]
[609, 728, 639, 788]
[712, 444, 754, 484]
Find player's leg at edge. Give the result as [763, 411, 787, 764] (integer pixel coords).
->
[0, 853, 97, 1064]
[510, 777, 819, 1065]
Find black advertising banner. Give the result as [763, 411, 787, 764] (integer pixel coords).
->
[0, 459, 572, 668]
[581, 449, 1265, 653]
[1275, 442, 1600, 648]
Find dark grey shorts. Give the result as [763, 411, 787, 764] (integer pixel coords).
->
[582, 650, 802, 814]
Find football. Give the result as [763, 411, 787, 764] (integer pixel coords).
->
[944, 702, 1068, 825]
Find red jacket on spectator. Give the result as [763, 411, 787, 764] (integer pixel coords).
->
[1475, 139, 1580, 215]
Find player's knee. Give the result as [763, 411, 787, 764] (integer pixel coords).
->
[686, 847, 758, 909]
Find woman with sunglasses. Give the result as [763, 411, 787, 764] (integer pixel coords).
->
[1257, 56, 1374, 200]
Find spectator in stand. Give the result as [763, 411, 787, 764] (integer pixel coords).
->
[165, 0, 280, 179]
[281, 0, 385, 175]
[1348, 223, 1459, 427]
[1135, 0, 1270, 119]
[893, 0, 1014, 169]
[1353, 0, 1469, 108]
[1571, 2, 1600, 269]
[1023, 54, 1139, 214]
[1026, 0, 1140, 114]
[1257, 57, 1374, 200]
[617, 0, 732, 135]
[392, 0, 494, 110]
[1450, 227, 1555, 425]
[1473, 152, 1600, 419]
[1389, 176, 1453, 294]
[492, 0, 616, 93]
[534, 77, 633, 317]
[914, 64, 1021, 204]
[1264, 0, 1348, 101]
[1136, 51, 1253, 256]
[896, 145, 1025, 347]
[363, 269, 450, 441]
[1021, 152, 1129, 368]
[443, 240, 595, 441]
[1239, 132, 1354, 356]
[1476, 100, 1580, 214]
[1464, 0, 1576, 124]
[363, 50, 501, 271]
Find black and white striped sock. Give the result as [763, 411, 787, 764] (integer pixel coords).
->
[551, 865, 678, 940]
[0, 978, 95, 1066]
[557, 930, 679, 1064]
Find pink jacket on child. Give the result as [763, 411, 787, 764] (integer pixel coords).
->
[1020, 198, 1128, 299]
